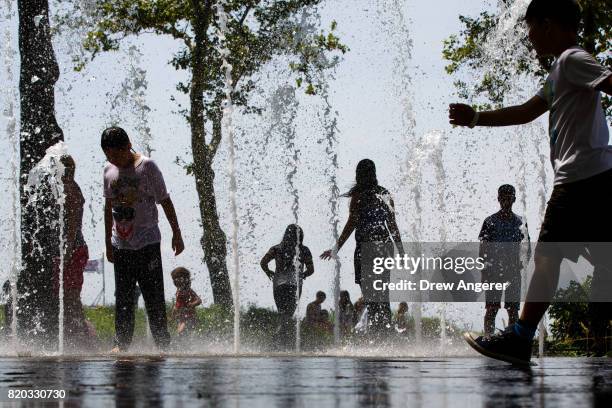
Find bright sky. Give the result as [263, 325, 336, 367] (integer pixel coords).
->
[1, 0, 609, 330]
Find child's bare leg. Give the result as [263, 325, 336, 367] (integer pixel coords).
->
[177, 321, 186, 336]
[506, 303, 519, 326]
[519, 254, 563, 327]
[484, 304, 498, 336]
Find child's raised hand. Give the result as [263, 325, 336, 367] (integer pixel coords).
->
[449, 103, 476, 127]
[320, 249, 333, 260]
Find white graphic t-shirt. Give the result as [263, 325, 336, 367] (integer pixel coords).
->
[536, 46, 612, 185]
[104, 156, 169, 250]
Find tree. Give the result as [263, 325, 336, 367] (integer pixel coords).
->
[548, 277, 591, 343]
[78, 0, 346, 307]
[17, 0, 65, 345]
[442, 0, 611, 121]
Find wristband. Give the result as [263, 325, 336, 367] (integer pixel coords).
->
[469, 111, 480, 128]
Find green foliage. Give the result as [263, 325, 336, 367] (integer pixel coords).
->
[84, 305, 152, 344]
[83, 304, 246, 345]
[74, 0, 346, 111]
[546, 277, 612, 356]
[186, 302, 235, 341]
[2, 303, 464, 350]
[83, 306, 115, 343]
[79, 303, 318, 349]
[421, 316, 462, 340]
[443, 0, 611, 119]
[174, 156, 194, 175]
[241, 303, 279, 334]
[548, 276, 591, 344]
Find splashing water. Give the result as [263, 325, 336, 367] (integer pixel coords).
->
[375, 0, 425, 345]
[404, 130, 449, 343]
[427, 131, 448, 243]
[264, 82, 303, 351]
[319, 86, 342, 345]
[216, 1, 241, 355]
[109, 45, 154, 156]
[273, 84, 302, 351]
[478, 0, 550, 220]
[26, 142, 70, 354]
[449, 0, 551, 339]
[3, 0, 19, 343]
[0, 0, 557, 357]
[375, 0, 415, 146]
[481, 1, 551, 350]
[440, 305, 447, 354]
[480, 0, 550, 231]
[482, 1, 536, 64]
[282, 6, 344, 345]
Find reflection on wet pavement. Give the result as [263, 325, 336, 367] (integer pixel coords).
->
[0, 357, 610, 407]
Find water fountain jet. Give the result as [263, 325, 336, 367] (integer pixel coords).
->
[26, 142, 71, 354]
[216, 1, 241, 355]
[3, 0, 19, 347]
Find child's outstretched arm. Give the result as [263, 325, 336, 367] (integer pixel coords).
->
[321, 197, 358, 260]
[160, 197, 185, 256]
[449, 96, 548, 127]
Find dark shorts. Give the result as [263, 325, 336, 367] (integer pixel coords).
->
[273, 284, 301, 317]
[536, 168, 612, 262]
[482, 266, 521, 308]
[354, 241, 393, 286]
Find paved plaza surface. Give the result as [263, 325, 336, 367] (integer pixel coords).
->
[0, 356, 611, 407]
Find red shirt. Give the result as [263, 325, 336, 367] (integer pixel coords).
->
[175, 288, 199, 321]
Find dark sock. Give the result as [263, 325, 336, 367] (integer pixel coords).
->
[512, 319, 536, 339]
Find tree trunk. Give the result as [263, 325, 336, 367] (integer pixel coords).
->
[193, 149, 233, 308]
[189, 0, 233, 309]
[17, 0, 64, 346]
[190, 83, 233, 309]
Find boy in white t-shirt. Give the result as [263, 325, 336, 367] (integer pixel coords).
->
[449, 0, 612, 364]
[101, 126, 185, 352]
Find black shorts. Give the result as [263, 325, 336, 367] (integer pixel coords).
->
[482, 267, 521, 308]
[355, 241, 392, 303]
[537, 168, 612, 261]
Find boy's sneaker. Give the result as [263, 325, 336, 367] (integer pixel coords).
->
[464, 325, 532, 366]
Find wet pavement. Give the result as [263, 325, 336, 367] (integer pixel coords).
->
[0, 356, 611, 407]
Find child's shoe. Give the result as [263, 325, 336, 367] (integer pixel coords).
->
[464, 325, 532, 366]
